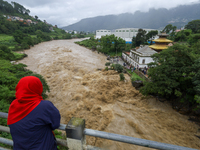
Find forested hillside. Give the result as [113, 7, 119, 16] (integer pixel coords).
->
[62, 2, 200, 31]
[0, 0, 30, 15]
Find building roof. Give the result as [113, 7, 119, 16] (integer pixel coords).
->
[135, 45, 157, 56]
[149, 44, 168, 50]
[153, 38, 173, 43]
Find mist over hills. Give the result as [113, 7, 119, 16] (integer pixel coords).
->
[62, 3, 200, 32]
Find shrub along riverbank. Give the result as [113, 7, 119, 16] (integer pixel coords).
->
[75, 35, 132, 56]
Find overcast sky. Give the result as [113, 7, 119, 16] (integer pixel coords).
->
[5, 0, 200, 28]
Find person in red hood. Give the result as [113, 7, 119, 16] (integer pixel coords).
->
[7, 76, 60, 150]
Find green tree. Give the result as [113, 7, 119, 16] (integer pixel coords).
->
[36, 30, 51, 41]
[187, 33, 200, 46]
[119, 73, 125, 81]
[62, 33, 72, 39]
[11, 1, 30, 14]
[162, 24, 177, 34]
[0, 45, 15, 60]
[135, 29, 147, 46]
[174, 29, 192, 42]
[100, 34, 125, 55]
[162, 24, 177, 40]
[146, 30, 158, 44]
[140, 44, 196, 102]
[192, 58, 200, 108]
[114, 64, 123, 73]
[131, 37, 136, 48]
[185, 20, 200, 33]
[35, 15, 38, 20]
[13, 30, 25, 44]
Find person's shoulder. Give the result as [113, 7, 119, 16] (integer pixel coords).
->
[39, 100, 54, 107]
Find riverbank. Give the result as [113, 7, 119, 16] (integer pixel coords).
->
[18, 39, 200, 150]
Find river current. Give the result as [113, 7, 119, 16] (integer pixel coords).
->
[18, 39, 200, 150]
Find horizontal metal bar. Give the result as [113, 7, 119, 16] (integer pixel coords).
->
[0, 112, 66, 131]
[0, 112, 8, 119]
[58, 123, 66, 131]
[0, 137, 13, 146]
[0, 112, 198, 150]
[0, 125, 10, 133]
[56, 138, 67, 147]
[0, 125, 67, 147]
[0, 146, 12, 150]
[84, 129, 198, 150]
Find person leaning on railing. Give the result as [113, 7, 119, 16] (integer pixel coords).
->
[7, 76, 61, 150]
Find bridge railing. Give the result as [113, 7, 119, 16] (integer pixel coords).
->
[0, 112, 198, 150]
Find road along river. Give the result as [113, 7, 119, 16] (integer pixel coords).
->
[18, 39, 200, 150]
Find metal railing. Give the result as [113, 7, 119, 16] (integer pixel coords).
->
[0, 112, 198, 150]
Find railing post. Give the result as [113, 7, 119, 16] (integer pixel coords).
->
[65, 117, 86, 150]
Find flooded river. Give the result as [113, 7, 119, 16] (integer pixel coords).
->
[18, 39, 200, 150]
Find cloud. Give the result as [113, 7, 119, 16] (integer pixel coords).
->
[5, 0, 196, 27]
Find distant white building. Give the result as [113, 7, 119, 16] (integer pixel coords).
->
[96, 28, 161, 43]
[122, 45, 157, 68]
[95, 29, 111, 39]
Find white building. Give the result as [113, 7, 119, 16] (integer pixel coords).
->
[95, 29, 111, 39]
[96, 28, 161, 42]
[122, 45, 157, 68]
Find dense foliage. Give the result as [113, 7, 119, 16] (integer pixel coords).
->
[119, 73, 125, 81]
[113, 64, 123, 73]
[0, 0, 30, 15]
[185, 20, 200, 33]
[0, 14, 70, 50]
[141, 21, 200, 112]
[132, 29, 158, 47]
[75, 35, 128, 56]
[99, 34, 126, 54]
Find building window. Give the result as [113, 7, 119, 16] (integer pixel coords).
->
[142, 59, 145, 64]
[119, 30, 121, 32]
[131, 30, 133, 32]
[116, 30, 118, 32]
[101, 31, 103, 32]
[126, 30, 129, 32]
[104, 31, 107, 32]
[123, 30, 125, 32]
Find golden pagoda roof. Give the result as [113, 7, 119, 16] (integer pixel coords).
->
[149, 44, 168, 50]
[153, 38, 173, 43]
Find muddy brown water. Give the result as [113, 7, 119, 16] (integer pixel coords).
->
[18, 39, 200, 150]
